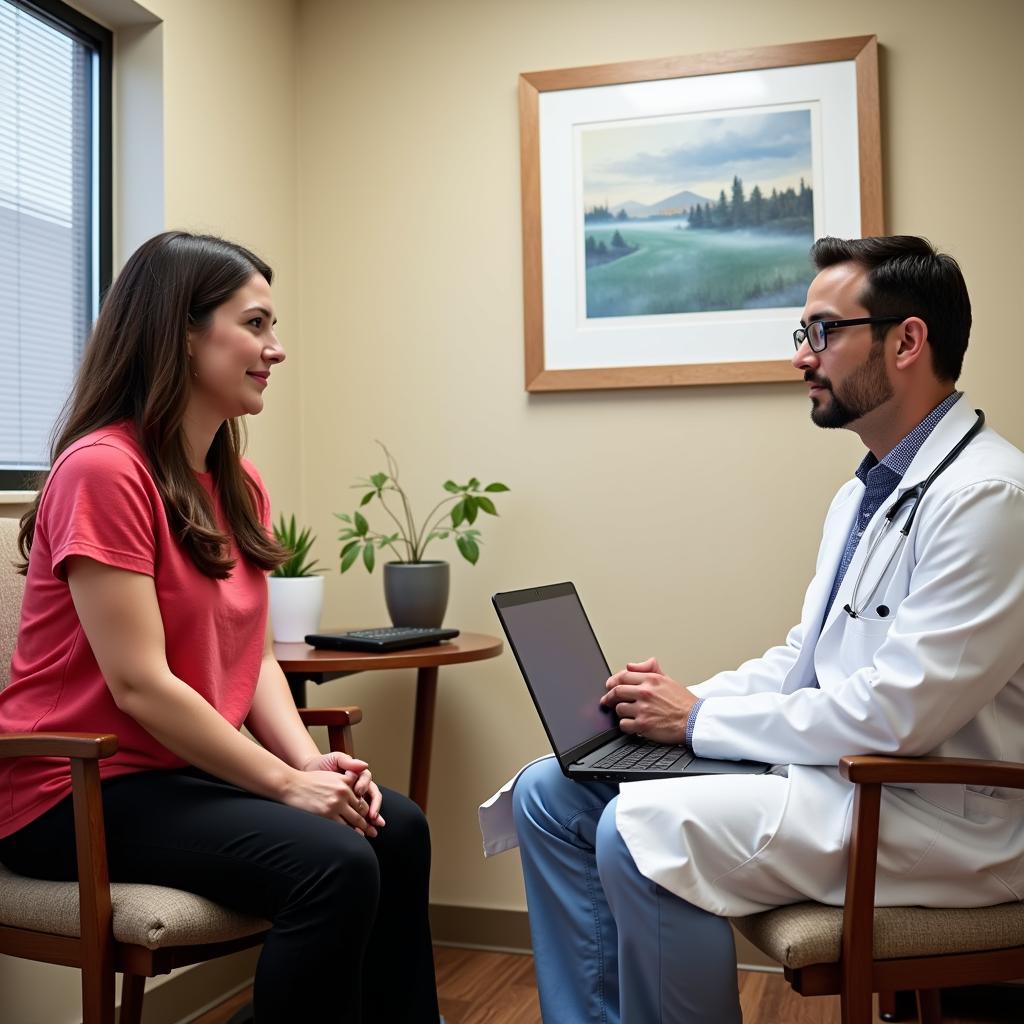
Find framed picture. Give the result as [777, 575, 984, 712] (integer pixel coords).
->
[519, 36, 883, 391]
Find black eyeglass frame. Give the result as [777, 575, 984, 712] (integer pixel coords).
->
[793, 316, 909, 353]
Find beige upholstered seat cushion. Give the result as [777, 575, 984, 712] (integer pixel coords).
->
[733, 900, 1024, 969]
[0, 864, 268, 950]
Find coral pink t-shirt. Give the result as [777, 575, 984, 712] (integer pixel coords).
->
[0, 423, 271, 839]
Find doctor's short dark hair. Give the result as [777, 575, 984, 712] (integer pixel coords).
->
[810, 235, 971, 382]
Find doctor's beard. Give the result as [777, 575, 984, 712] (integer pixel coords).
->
[806, 342, 894, 429]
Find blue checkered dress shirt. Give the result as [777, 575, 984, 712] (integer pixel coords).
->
[684, 391, 963, 751]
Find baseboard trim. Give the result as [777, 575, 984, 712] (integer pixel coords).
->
[427, 903, 781, 972]
[429, 903, 533, 953]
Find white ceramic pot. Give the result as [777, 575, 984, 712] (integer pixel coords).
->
[268, 575, 325, 642]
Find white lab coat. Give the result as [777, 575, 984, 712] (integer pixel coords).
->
[482, 395, 1024, 917]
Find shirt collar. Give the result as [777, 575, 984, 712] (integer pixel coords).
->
[854, 391, 962, 486]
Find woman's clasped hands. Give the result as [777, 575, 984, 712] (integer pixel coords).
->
[286, 751, 386, 837]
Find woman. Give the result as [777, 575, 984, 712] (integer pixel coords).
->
[0, 231, 439, 1022]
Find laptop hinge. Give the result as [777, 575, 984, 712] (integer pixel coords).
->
[562, 728, 623, 766]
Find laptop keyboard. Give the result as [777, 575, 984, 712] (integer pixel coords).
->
[593, 738, 687, 772]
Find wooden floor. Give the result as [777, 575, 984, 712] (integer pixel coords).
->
[192, 946, 1024, 1024]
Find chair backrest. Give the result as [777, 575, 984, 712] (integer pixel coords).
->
[0, 516, 26, 692]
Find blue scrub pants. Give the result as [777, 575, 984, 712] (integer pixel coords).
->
[511, 758, 742, 1024]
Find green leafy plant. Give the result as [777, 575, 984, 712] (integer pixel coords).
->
[336, 442, 509, 572]
[271, 514, 325, 577]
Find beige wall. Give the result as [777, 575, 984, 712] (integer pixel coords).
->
[145, 0, 303, 506]
[294, 0, 1024, 913]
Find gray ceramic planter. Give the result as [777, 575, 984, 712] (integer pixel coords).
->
[383, 560, 450, 627]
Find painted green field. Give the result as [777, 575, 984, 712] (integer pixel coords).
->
[584, 224, 814, 318]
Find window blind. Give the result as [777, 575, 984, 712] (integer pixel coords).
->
[0, 0, 109, 481]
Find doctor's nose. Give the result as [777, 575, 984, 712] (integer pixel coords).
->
[792, 337, 819, 373]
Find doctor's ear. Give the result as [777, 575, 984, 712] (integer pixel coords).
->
[893, 316, 929, 369]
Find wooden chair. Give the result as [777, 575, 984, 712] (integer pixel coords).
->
[0, 515, 363, 1024]
[734, 754, 1024, 1023]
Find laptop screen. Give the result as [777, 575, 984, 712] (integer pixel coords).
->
[494, 584, 617, 754]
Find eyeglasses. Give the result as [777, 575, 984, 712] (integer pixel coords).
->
[793, 316, 908, 353]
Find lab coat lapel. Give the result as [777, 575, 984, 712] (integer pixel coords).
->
[810, 488, 861, 630]
[817, 394, 976, 644]
[780, 485, 860, 693]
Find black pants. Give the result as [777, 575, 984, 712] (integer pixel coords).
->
[0, 769, 439, 1023]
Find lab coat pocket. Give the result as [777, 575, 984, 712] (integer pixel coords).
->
[834, 612, 892, 674]
[842, 573, 907, 632]
[964, 786, 1024, 821]
[842, 611, 894, 636]
[878, 788, 953, 875]
[912, 783, 966, 817]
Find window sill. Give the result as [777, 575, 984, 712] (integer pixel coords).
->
[0, 491, 36, 505]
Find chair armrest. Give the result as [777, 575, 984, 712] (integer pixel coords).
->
[0, 732, 119, 760]
[296, 706, 362, 756]
[296, 707, 363, 728]
[840, 753, 1024, 790]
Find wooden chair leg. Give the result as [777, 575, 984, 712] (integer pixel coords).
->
[840, 984, 873, 1024]
[119, 973, 146, 1024]
[80, 963, 116, 1024]
[916, 989, 942, 1024]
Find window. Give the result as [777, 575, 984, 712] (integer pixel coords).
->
[0, 0, 111, 491]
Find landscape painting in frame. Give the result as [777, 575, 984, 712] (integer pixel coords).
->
[579, 106, 816, 320]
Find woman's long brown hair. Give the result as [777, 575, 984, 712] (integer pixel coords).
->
[18, 231, 286, 578]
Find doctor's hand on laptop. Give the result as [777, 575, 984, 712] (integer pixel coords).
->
[600, 657, 697, 745]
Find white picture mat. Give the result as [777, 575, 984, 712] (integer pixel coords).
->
[538, 60, 861, 370]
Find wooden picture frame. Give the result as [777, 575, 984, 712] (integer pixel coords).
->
[519, 35, 883, 392]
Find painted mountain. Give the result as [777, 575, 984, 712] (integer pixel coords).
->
[612, 190, 711, 219]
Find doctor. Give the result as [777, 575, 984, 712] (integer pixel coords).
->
[489, 235, 1024, 1023]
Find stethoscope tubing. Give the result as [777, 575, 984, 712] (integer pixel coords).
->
[844, 409, 985, 620]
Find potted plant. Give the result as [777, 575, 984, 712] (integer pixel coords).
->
[336, 443, 509, 627]
[268, 514, 326, 642]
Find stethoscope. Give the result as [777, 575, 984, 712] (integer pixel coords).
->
[843, 409, 985, 620]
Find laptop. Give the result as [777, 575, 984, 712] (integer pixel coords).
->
[492, 582, 770, 781]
